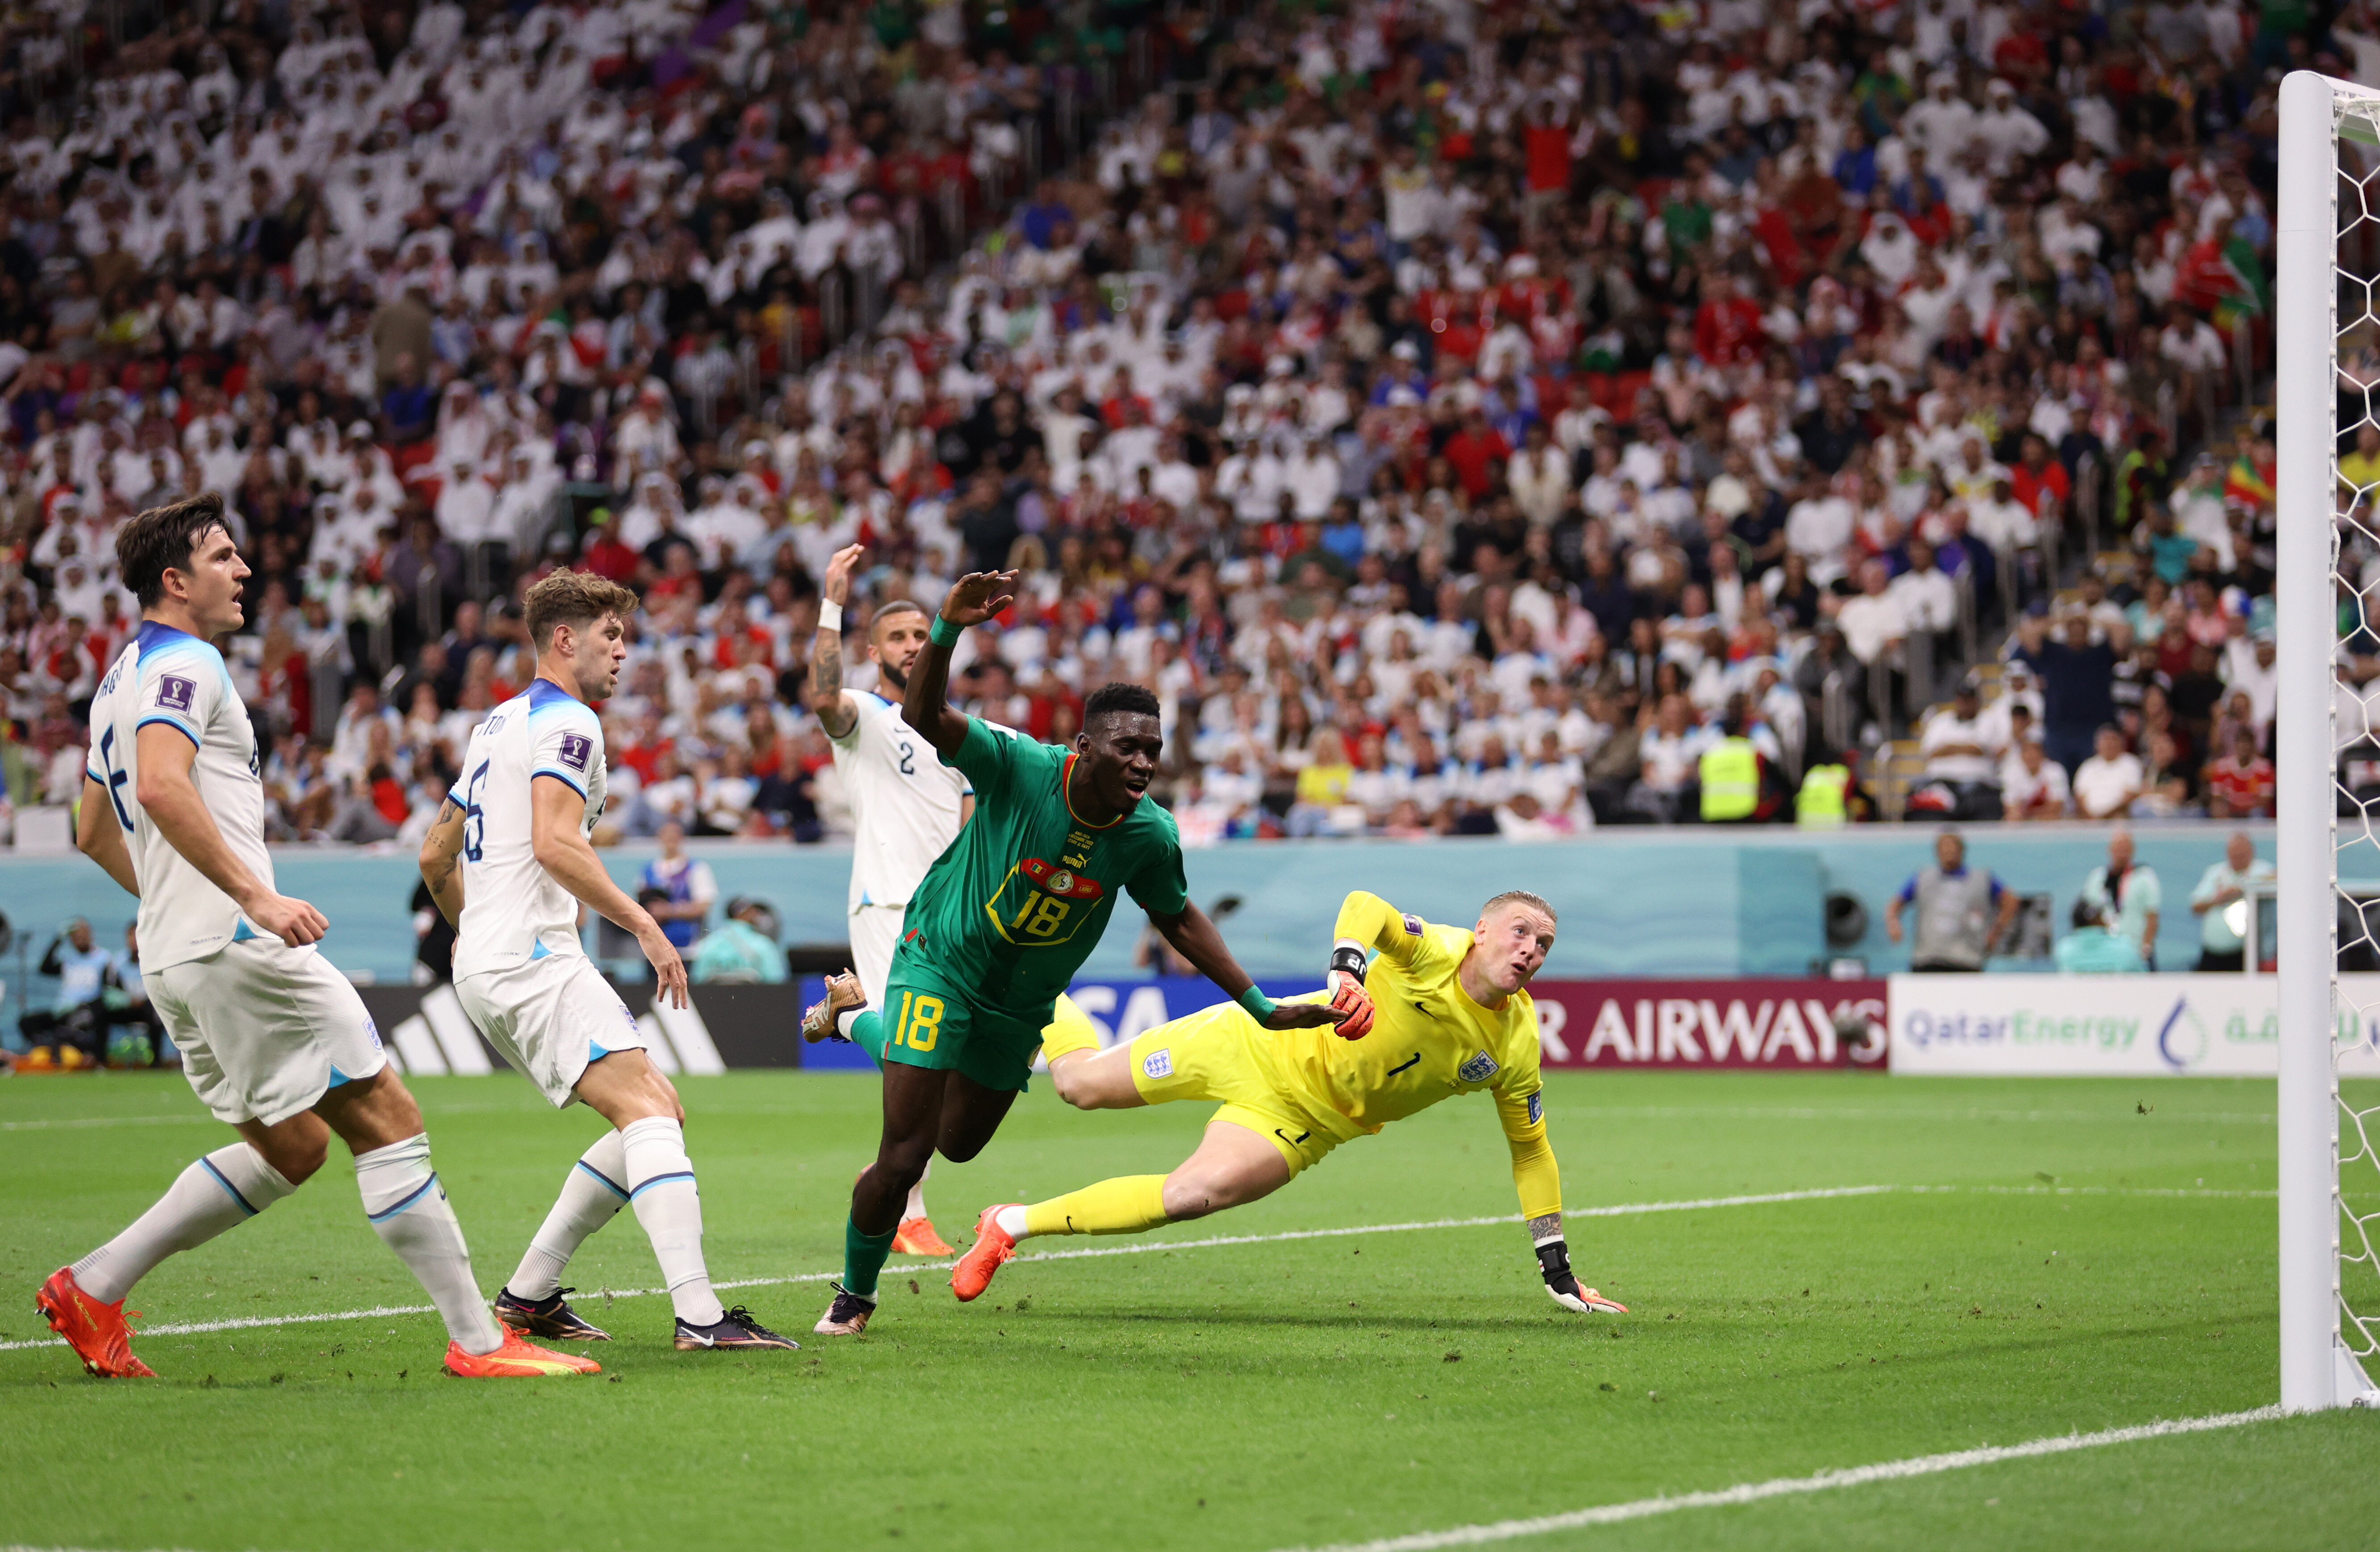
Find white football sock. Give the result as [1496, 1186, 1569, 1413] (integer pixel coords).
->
[356, 1133, 504, 1356]
[509, 1131, 629, 1301]
[993, 1204, 1031, 1241]
[905, 1157, 931, 1221]
[621, 1115, 724, 1326]
[71, 1143, 297, 1303]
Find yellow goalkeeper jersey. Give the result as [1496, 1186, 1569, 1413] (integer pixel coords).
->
[1264, 891, 1559, 1217]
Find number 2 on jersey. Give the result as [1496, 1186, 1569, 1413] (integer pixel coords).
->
[892, 990, 943, 1052]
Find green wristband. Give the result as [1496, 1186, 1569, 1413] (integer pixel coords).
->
[1236, 985, 1278, 1022]
[930, 615, 964, 647]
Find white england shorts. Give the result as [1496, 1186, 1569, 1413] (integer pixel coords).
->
[457, 952, 646, 1108]
[151, 937, 389, 1128]
[847, 904, 910, 1003]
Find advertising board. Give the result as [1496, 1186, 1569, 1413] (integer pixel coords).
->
[1888, 973, 2380, 1077]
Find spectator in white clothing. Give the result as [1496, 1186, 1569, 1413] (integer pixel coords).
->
[1912, 674, 2005, 820]
[2001, 735, 2072, 821]
[2072, 725, 2146, 819]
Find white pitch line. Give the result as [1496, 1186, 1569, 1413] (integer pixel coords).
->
[0, 1185, 1889, 1354]
[1914, 1184, 2275, 1199]
[1559, 1105, 2277, 1127]
[1272, 1407, 2285, 1552]
[0, 1181, 2263, 1355]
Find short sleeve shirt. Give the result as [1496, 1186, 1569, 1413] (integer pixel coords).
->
[900, 717, 1187, 1019]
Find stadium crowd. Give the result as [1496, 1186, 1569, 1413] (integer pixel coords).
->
[0, 0, 2316, 849]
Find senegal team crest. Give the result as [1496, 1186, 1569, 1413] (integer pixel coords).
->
[987, 859, 1107, 947]
[1458, 1051, 1499, 1083]
[1019, 859, 1105, 900]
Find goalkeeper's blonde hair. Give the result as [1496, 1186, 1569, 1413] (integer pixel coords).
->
[1482, 889, 1556, 924]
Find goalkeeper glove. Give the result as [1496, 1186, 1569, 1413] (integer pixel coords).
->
[1536, 1236, 1628, 1315]
[1324, 941, 1374, 1040]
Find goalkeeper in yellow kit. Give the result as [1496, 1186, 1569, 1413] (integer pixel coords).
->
[943, 888, 1627, 1315]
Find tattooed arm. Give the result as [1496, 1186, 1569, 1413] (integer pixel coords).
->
[810, 542, 862, 740]
[418, 797, 468, 928]
[1503, 1086, 1623, 1313]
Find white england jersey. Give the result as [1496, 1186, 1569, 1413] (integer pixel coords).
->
[448, 677, 608, 980]
[87, 621, 272, 970]
[828, 689, 970, 914]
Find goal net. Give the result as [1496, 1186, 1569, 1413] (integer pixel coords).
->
[2281, 70, 2380, 1412]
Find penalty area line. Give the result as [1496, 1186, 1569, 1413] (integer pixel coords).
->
[1271, 1407, 2286, 1552]
[0, 1184, 1888, 1354]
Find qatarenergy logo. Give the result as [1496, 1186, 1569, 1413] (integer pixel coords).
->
[1899, 1006, 2141, 1053]
[1900, 993, 2294, 1072]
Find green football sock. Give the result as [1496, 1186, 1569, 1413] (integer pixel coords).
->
[846, 1009, 886, 1063]
[843, 1215, 898, 1300]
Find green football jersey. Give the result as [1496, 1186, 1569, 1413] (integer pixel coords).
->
[898, 717, 1189, 1017]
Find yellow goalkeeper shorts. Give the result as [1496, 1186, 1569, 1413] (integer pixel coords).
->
[1125, 996, 1361, 1177]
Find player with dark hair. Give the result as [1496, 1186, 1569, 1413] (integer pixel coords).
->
[932, 888, 1626, 1317]
[44, 494, 593, 1379]
[809, 541, 1086, 1256]
[800, 568, 1347, 1336]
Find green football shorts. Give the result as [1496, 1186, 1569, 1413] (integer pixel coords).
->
[875, 955, 1043, 1093]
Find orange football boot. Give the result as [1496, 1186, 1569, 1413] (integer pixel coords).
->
[442, 1329, 601, 1377]
[892, 1215, 955, 1256]
[36, 1267, 155, 1378]
[949, 1205, 1020, 1302]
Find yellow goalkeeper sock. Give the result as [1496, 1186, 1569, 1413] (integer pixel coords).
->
[1022, 1175, 1169, 1238]
[1037, 993, 1102, 1065]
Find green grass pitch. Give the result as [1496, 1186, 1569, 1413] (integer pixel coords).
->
[2, 1067, 2376, 1551]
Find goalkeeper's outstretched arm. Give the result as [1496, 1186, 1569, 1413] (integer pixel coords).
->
[1498, 1086, 1625, 1315]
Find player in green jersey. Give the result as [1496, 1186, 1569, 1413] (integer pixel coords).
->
[800, 568, 1344, 1335]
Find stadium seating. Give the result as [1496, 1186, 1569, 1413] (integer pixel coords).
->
[0, 0, 2297, 849]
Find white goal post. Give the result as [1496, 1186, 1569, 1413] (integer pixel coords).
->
[2278, 68, 2380, 1413]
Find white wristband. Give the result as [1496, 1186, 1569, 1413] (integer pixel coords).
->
[818, 599, 843, 632]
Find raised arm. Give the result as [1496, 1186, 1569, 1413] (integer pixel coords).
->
[1148, 899, 1342, 1031]
[1332, 889, 1426, 970]
[904, 568, 1018, 757]
[75, 775, 139, 897]
[529, 774, 688, 1008]
[418, 796, 467, 928]
[809, 542, 863, 740]
[135, 723, 324, 946]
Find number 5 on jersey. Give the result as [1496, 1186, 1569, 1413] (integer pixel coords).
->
[892, 990, 943, 1052]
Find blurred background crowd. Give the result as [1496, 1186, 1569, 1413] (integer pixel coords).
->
[0, 0, 2322, 850]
